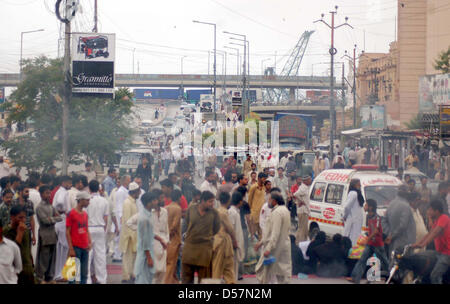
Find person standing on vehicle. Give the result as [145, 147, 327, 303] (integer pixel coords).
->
[382, 185, 416, 257]
[348, 199, 389, 284]
[294, 176, 312, 244]
[343, 179, 365, 246]
[412, 199, 450, 284]
[254, 191, 292, 284]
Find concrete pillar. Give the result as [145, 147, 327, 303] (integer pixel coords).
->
[289, 88, 295, 103]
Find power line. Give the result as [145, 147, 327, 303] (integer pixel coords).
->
[208, 0, 298, 39]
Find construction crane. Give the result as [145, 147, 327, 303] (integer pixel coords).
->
[263, 30, 314, 103]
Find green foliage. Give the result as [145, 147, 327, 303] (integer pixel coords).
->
[404, 114, 422, 130]
[2, 56, 135, 171]
[434, 46, 450, 74]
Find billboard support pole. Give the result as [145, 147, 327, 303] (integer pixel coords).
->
[62, 19, 71, 175]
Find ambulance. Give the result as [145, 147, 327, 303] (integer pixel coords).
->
[308, 165, 403, 237]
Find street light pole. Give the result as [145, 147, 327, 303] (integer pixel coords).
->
[193, 20, 217, 121]
[20, 29, 44, 81]
[225, 31, 247, 119]
[314, 6, 352, 161]
[224, 46, 240, 90]
[181, 55, 187, 100]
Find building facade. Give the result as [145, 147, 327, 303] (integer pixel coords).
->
[355, 0, 449, 129]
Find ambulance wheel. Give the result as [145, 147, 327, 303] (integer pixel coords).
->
[104, 52, 109, 58]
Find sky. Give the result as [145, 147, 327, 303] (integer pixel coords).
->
[0, 0, 398, 79]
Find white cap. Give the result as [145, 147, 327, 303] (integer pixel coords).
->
[128, 182, 140, 191]
[76, 191, 91, 201]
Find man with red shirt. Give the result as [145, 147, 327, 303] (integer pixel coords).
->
[413, 199, 450, 284]
[161, 179, 188, 212]
[66, 191, 92, 284]
[348, 199, 389, 284]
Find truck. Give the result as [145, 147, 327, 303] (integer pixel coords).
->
[274, 113, 313, 152]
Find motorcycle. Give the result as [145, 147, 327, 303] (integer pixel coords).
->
[385, 244, 450, 284]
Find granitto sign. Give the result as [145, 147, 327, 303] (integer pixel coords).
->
[71, 32, 115, 98]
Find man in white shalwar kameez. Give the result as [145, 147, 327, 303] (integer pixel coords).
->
[113, 175, 131, 261]
[53, 176, 72, 281]
[150, 198, 169, 284]
[228, 192, 245, 282]
[254, 192, 292, 284]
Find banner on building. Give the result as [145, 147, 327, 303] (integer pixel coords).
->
[360, 105, 386, 130]
[440, 105, 450, 139]
[419, 73, 450, 113]
[71, 33, 115, 98]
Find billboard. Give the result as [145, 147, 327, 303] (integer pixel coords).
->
[133, 88, 182, 100]
[360, 105, 386, 130]
[274, 113, 313, 140]
[440, 105, 450, 139]
[71, 33, 115, 98]
[419, 73, 450, 113]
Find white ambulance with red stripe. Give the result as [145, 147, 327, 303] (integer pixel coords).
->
[308, 165, 403, 237]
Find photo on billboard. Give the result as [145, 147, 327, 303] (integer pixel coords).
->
[71, 33, 115, 62]
[360, 105, 386, 130]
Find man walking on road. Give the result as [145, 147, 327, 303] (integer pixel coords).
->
[248, 173, 267, 241]
[181, 191, 220, 284]
[102, 168, 117, 197]
[119, 182, 140, 283]
[254, 191, 292, 284]
[86, 180, 109, 284]
[35, 186, 62, 284]
[294, 176, 312, 243]
[112, 175, 131, 262]
[228, 192, 245, 282]
[212, 192, 237, 284]
[164, 189, 182, 284]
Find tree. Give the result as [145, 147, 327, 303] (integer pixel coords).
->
[404, 114, 422, 130]
[434, 46, 450, 74]
[1, 56, 135, 172]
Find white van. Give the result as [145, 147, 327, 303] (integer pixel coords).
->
[308, 166, 403, 237]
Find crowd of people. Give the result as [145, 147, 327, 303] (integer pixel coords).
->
[0, 142, 449, 284]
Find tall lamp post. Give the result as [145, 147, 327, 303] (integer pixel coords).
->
[181, 55, 187, 101]
[343, 45, 359, 128]
[193, 20, 217, 121]
[224, 46, 240, 90]
[224, 31, 247, 119]
[20, 29, 44, 80]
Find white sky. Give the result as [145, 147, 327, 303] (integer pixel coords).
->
[0, 0, 397, 77]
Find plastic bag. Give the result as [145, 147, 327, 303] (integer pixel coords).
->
[62, 257, 80, 282]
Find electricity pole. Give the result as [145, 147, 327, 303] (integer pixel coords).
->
[56, 0, 78, 175]
[343, 45, 359, 128]
[342, 62, 345, 130]
[93, 0, 98, 33]
[314, 6, 352, 161]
